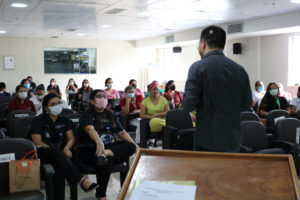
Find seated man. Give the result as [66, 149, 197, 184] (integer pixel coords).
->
[291, 86, 300, 116]
[252, 81, 265, 107]
[0, 82, 11, 99]
[8, 85, 36, 113]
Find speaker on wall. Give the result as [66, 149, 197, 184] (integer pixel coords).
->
[233, 43, 242, 54]
[173, 46, 182, 53]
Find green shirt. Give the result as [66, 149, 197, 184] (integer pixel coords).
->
[142, 96, 168, 115]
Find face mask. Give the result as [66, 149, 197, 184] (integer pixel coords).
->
[24, 83, 30, 89]
[269, 89, 278, 96]
[18, 92, 27, 99]
[258, 86, 264, 92]
[36, 95, 44, 100]
[127, 93, 135, 98]
[28, 80, 32, 83]
[84, 83, 89, 88]
[70, 81, 74, 85]
[51, 82, 56, 86]
[49, 104, 63, 116]
[95, 98, 108, 110]
[131, 84, 137, 89]
[170, 85, 176, 91]
[107, 83, 113, 89]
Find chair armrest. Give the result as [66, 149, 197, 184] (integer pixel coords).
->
[140, 119, 150, 148]
[162, 126, 177, 149]
[270, 140, 300, 154]
[41, 164, 55, 200]
[239, 145, 253, 153]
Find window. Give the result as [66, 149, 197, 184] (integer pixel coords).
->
[288, 36, 300, 86]
[44, 48, 96, 74]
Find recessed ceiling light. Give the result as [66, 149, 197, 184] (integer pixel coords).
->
[100, 25, 111, 28]
[291, 0, 300, 3]
[77, 33, 86, 36]
[0, 30, 6, 34]
[11, 2, 28, 8]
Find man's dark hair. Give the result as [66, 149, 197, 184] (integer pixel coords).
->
[0, 82, 6, 89]
[35, 84, 45, 91]
[15, 85, 26, 93]
[20, 78, 28, 85]
[200, 25, 226, 49]
[27, 76, 32, 80]
[129, 79, 136, 85]
[255, 81, 262, 87]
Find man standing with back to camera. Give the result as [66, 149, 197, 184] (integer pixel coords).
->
[183, 25, 252, 152]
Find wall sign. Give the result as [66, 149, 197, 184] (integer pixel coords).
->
[4, 56, 15, 69]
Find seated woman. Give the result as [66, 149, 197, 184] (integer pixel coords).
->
[140, 82, 169, 133]
[144, 81, 164, 98]
[21, 78, 34, 98]
[30, 84, 45, 113]
[78, 79, 92, 103]
[8, 85, 36, 113]
[163, 80, 183, 108]
[104, 78, 120, 100]
[79, 89, 137, 200]
[65, 78, 78, 104]
[120, 85, 144, 143]
[258, 82, 291, 118]
[47, 78, 60, 93]
[30, 93, 98, 200]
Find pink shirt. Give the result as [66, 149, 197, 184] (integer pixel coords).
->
[104, 89, 120, 99]
[122, 88, 144, 98]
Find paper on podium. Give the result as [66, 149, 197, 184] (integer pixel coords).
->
[129, 181, 196, 200]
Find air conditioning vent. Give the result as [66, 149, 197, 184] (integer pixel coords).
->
[51, 36, 59, 38]
[227, 23, 243, 34]
[105, 8, 127, 14]
[66, 28, 77, 32]
[165, 35, 174, 43]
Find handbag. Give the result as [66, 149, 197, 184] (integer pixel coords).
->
[9, 149, 41, 193]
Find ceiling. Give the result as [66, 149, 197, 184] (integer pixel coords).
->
[0, 0, 300, 40]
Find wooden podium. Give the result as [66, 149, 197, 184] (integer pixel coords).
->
[118, 149, 300, 200]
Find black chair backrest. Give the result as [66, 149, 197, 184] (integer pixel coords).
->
[166, 109, 193, 130]
[274, 118, 300, 143]
[240, 111, 259, 122]
[241, 121, 268, 151]
[10, 116, 35, 138]
[0, 139, 36, 193]
[7, 110, 35, 137]
[266, 109, 290, 130]
[0, 101, 9, 121]
[168, 101, 174, 110]
[60, 108, 74, 116]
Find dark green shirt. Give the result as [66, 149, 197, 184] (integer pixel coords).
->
[183, 50, 252, 152]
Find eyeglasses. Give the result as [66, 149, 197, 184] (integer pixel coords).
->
[49, 101, 62, 107]
[95, 95, 107, 99]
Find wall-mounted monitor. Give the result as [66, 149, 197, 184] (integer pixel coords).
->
[44, 48, 96, 74]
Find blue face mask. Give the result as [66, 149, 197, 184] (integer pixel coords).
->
[258, 86, 264, 92]
[127, 93, 135, 98]
[24, 83, 30, 89]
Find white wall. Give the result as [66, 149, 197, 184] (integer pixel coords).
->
[0, 37, 144, 99]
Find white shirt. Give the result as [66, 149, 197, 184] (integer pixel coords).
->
[252, 90, 265, 103]
[30, 96, 43, 114]
[291, 97, 300, 110]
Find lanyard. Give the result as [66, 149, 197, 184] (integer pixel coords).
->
[276, 98, 281, 109]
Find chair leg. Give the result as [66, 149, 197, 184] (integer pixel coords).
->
[70, 184, 78, 200]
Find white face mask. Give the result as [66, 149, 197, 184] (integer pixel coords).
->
[269, 89, 279, 96]
[107, 83, 113, 88]
[49, 104, 63, 116]
[18, 92, 27, 99]
[36, 95, 44, 100]
[51, 82, 56, 86]
[84, 83, 89, 88]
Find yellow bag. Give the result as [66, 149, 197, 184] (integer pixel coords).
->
[9, 150, 41, 193]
